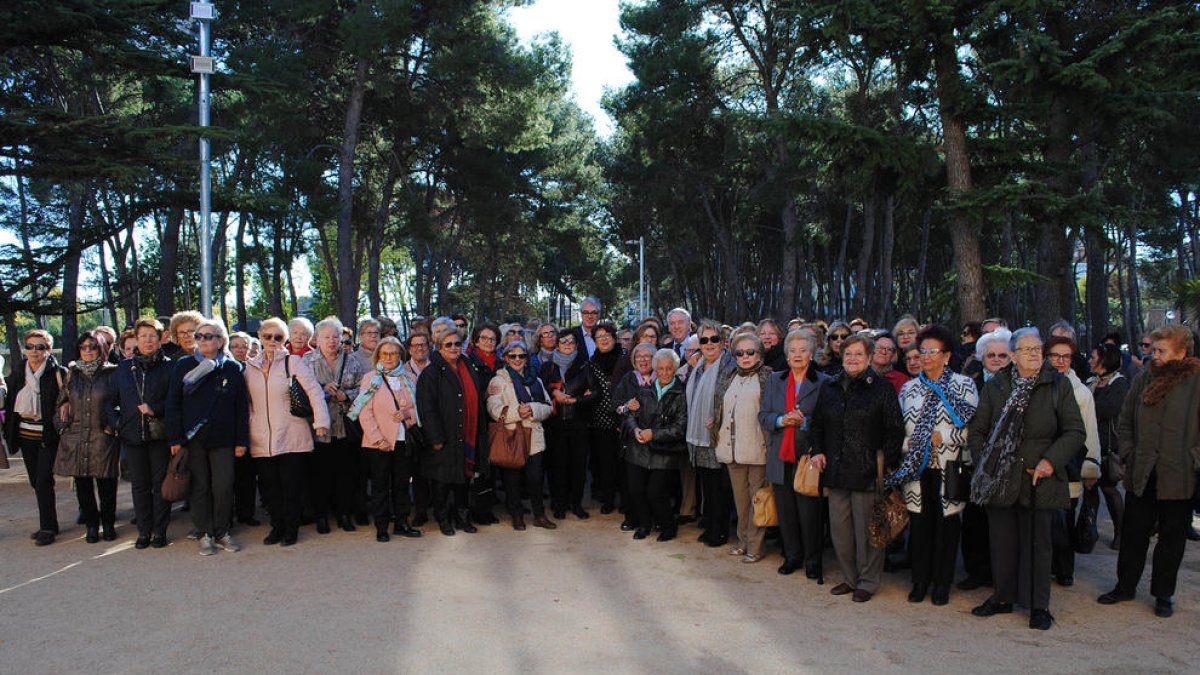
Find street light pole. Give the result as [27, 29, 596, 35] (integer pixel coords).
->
[191, 2, 216, 318]
[626, 237, 645, 321]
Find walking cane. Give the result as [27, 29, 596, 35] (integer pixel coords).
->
[1029, 478, 1037, 612]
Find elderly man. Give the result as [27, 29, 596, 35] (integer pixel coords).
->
[572, 297, 603, 358]
[666, 307, 693, 357]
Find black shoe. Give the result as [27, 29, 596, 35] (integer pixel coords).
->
[31, 527, 60, 540]
[656, 529, 676, 542]
[240, 517, 262, 527]
[355, 513, 370, 526]
[281, 531, 298, 546]
[908, 583, 929, 603]
[338, 515, 356, 532]
[1155, 597, 1174, 618]
[620, 521, 635, 532]
[676, 515, 697, 525]
[704, 534, 727, 548]
[394, 519, 422, 538]
[316, 518, 331, 534]
[633, 527, 651, 540]
[150, 534, 168, 549]
[600, 503, 616, 515]
[376, 530, 390, 543]
[438, 519, 456, 537]
[931, 586, 950, 606]
[263, 529, 283, 546]
[778, 559, 801, 576]
[101, 523, 117, 541]
[971, 599, 1013, 617]
[1187, 526, 1200, 542]
[412, 512, 429, 527]
[1029, 609, 1054, 630]
[553, 509, 567, 520]
[85, 526, 100, 544]
[1056, 575, 1074, 587]
[134, 535, 151, 550]
[455, 511, 477, 534]
[956, 576, 989, 591]
[34, 529, 55, 546]
[1097, 589, 1135, 605]
[805, 562, 821, 580]
[572, 506, 590, 520]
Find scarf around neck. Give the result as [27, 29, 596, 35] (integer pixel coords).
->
[1142, 357, 1200, 405]
[347, 362, 409, 421]
[15, 361, 47, 420]
[655, 378, 674, 400]
[134, 348, 165, 369]
[450, 357, 480, 476]
[75, 358, 103, 379]
[971, 369, 1037, 505]
[686, 357, 722, 447]
[183, 351, 226, 396]
[779, 370, 804, 463]
[552, 350, 577, 382]
[506, 365, 548, 404]
[888, 369, 976, 488]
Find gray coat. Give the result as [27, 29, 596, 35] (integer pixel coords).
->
[55, 363, 120, 478]
[759, 368, 827, 485]
[1117, 360, 1200, 500]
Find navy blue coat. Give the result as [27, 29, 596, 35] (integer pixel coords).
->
[165, 356, 249, 450]
[105, 353, 173, 446]
[758, 368, 828, 485]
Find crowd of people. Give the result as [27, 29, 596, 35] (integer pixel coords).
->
[3, 300, 1199, 629]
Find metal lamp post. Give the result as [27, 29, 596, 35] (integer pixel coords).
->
[190, 2, 216, 317]
[625, 237, 644, 321]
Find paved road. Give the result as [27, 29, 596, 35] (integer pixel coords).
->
[0, 467, 1196, 674]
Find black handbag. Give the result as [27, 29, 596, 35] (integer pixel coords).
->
[283, 356, 314, 418]
[942, 459, 972, 502]
[1074, 485, 1100, 554]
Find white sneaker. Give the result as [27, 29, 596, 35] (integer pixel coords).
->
[198, 534, 216, 556]
[216, 533, 240, 553]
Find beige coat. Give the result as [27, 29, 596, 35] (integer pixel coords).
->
[245, 351, 330, 458]
[486, 369, 552, 456]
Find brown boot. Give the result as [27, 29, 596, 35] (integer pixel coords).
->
[532, 515, 557, 530]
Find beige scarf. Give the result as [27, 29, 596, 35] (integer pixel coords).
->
[14, 362, 46, 420]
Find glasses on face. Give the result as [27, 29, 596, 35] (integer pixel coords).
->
[596, 333, 613, 341]
[194, 333, 218, 342]
[985, 353, 1009, 360]
[79, 343, 99, 352]
[410, 341, 428, 350]
[559, 338, 576, 346]
[505, 329, 520, 335]
[1139, 342, 1152, 349]
[830, 334, 848, 342]
[178, 328, 196, 337]
[443, 340, 463, 349]
[507, 353, 529, 361]
[1013, 347, 1042, 355]
[875, 346, 895, 354]
[379, 350, 401, 360]
[733, 349, 758, 358]
[897, 330, 916, 338]
[918, 348, 945, 356]
[454, 322, 467, 329]
[25, 343, 49, 352]
[581, 310, 600, 316]
[1047, 353, 1072, 362]
[539, 332, 556, 339]
[341, 339, 353, 346]
[478, 334, 497, 343]
[261, 334, 284, 342]
[697, 336, 719, 345]
[634, 354, 652, 361]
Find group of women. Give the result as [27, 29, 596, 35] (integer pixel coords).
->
[3, 306, 1197, 628]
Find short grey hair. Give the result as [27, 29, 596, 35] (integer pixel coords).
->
[696, 319, 722, 338]
[785, 328, 818, 354]
[582, 297, 602, 311]
[1048, 319, 1076, 341]
[501, 340, 530, 357]
[288, 317, 314, 339]
[1010, 326, 1042, 350]
[630, 342, 656, 364]
[731, 332, 764, 355]
[975, 328, 1013, 360]
[357, 317, 380, 334]
[314, 317, 344, 339]
[430, 317, 461, 347]
[653, 347, 680, 369]
[667, 307, 691, 323]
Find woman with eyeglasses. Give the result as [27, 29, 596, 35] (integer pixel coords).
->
[529, 322, 558, 374]
[714, 333, 773, 562]
[107, 318, 174, 549]
[968, 328, 1085, 630]
[404, 331, 434, 525]
[588, 322, 628, 514]
[888, 325, 979, 606]
[5, 329, 68, 545]
[287, 317, 315, 358]
[416, 321, 489, 536]
[466, 324, 502, 384]
[54, 331, 120, 544]
[685, 321, 734, 547]
[612, 343, 658, 533]
[246, 317, 330, 546]
[1087, 343, 1129, 549]
[350, 337, 422, 541]
[809, 334, 906, 603]
[349, 318, 383, 374]
[487, 341, 556, 530]
[165, 319, 250, 556]
[872, 332, 909, 395]
[163, 311, 203, 360]
[817, 320, 852, 377]
[540, 329, 598, 520]
[892, 315, 921, 352]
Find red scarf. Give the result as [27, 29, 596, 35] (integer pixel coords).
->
[454, 358, 480, 477]
[472, 347, 497, 372]
[780, 370, 800, 463]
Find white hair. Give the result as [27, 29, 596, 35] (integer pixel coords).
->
[975, 328, 1013, 360]
[653, 348, 680, 369]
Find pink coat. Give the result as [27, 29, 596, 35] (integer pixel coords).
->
[357, 372, 418, 450]
[245, 351, 330, 458]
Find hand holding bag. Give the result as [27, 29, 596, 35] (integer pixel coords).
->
[488, 407, 529, 469]
[752, 484, 778, 527]
[868, 449, 909, 548]
[161, 444, 191, 503]
[283, 356, 314, 419]
[792, 453, 823, 497]
[942, 459, 972, 502]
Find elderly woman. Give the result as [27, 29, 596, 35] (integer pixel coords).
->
[350, 337, 422, 541]
[816, 321, 851, 377]
[888, 325, 979, 606]
[714, 333, 773, 563]
[228, 332, 252, 363]
[893, 315, 920, 351]
[588, 322, 627, 514]
[304, 317, 367, 533]
[467, 324, 502, 383]
[540, 329, 598, 520]
[119, 329, 138, 361]
[810, 334, 905, 603]
[4, 329, 68, 545]
[106, 318, 174, 549]
[968, 328, 1085, 630]
[246, 317, 329, 546]
[165, 319, 250, 556]
[760, 328, 828, 577]
[55, 331, 120, 543]
[349, 318, 383, 374]
[530, 322, 558, 374]
[1044, 336, 1101, 588]
[758, 319, 787, 371]
[619, 348, 688, 541]
[286, 318, 314, 358]
[686, 320, 735, 547]
[1098, 326, 1200, 618]
[416, 321, 489, 536]
[488, 341, 556, 530]
[1087, 343, 1129, 549]
[227, 330, 260, 527]
[872, 332, 908, 395]
[163, 310, 203, 360]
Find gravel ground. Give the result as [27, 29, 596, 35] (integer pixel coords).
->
[0, 465, 1197, 674]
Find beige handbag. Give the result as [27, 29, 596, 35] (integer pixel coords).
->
[792, 453, 822, 497]
[752, 484, 778, 527]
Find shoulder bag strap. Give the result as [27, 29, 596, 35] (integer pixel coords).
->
[875, 449, 885, 497]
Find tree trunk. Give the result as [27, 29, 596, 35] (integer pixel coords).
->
[853, 196, 877, 317]
[235, 212, 248, 330]
[369, 161, 401, 318]
[832, 203, 852, 317]
[155, 207, 183, 316]
[61, 184, 87, 364]
[1085, 225, 1108, 344]
[335, 59, 369, 328]
[877, 195, 896, 325]
[912, 209, 932, 318]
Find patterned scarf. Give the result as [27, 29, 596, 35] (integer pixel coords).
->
[347, 362, 408, 421]
[74, 358, 103, 379]
[134, 347, 164, 370]
[971, 370, 1037, 505]
[888, 369, 976, 488]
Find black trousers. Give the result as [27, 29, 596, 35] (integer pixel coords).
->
[910, 469, 961, 588]
[355, 443, 370, 518]
[187, 442, 235, 538]
[75, 476, 117, 528]
[257, 453, 306, 534]
[367, 443, 414, 527]
[987, 505, 1053, 610]
[589, 427, 621, 505]
[1051, 497, 1079, 580]
[502, 451, 546, 517]
[961, 502, 993, 583]
[309, 437, 355, 517]
[773, 463, 823, 565]
[20, 437, 59, 532]
[233, 452, 258, 522]
[431, 480, 469, 518]
[125, 441, 170, 538]
[549, 422, 590, 510]
[1115, 476, 1193, 599]
[626, 461, 676, 534]
[699, 466, 731, 541]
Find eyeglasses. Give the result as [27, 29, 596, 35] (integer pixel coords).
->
[1013, 347, 1042, 355]
[443, 341, 463, 349]
[378, 351, 401, 359]
[79, 343, 99, 352]
[260, 334, 284, 342]
[539, 332, 556, 339]
[559, 338, 576, 345]
[177, 328, 196, 337]
[830, 334, 849, 341]
[875, 346, 895, 354]
[985, 353, 1009, 359]
[581, 310, 600, 316]
[478, 335, 497, 342]
[1047, 353, 1073, 362]
[697, 336, 720, 345]
[733, 349, 758, 358]
[506, 353, 529, 360]
[1139, 342, 1152, 348]
[24, 343, 50, 351]
[194, 333, 218, 342]
[918, 348, 945, 356]
[410, 341, 428, 349]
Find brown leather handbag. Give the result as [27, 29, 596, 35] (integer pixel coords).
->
[488, 407, 530, 470]
[161, 445, 191, 503]
[792, 453, 823, 497]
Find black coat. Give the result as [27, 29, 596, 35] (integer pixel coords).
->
[165, 356, 249, 450]
[1090, 373, 1129, 456]
[623, 376, 688, 470]
[540, 356, 599, 426]
[416, 351, 489, 484]
[4, 355, 67, 452]
[105, 353, 173, 446]
[809, 368, 905, 492]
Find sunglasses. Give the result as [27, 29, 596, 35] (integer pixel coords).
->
[507, 353, 529, 360]
[733, 349, 758, 358]
[505, 329, 520, 335]
[443, 341, 463, 348]
[830, 334, 849, 341]
[559, 338, 576, 345]
[697, 336, 720, 345]
[261, 334, 284, 342]
[194, 333, 219, 341]
[1139, 342, 1152, 348]
[79, 343, 99, 351]
[25, 343, 49, 351]
[1047, 353, 1073, 361]
[985, 353, 1009, 359]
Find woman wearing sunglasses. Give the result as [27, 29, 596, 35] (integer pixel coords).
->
[4, 329, 68, 545]
[488, 341, 556, 530]
[817, 320, 852, 377]
[685, 320, 735, 547]
[540, 329, 598, 520]
[54, 331, 121, 544]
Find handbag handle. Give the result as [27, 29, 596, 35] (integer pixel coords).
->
[875, 449, 885, 497]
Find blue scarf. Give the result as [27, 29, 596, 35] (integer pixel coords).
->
[347, 362, 410, 421]
[654, 378, 674, 400]
[506, 365, 548, 404]
[183, 351, 227, 396]
[888, 370, 976, 488]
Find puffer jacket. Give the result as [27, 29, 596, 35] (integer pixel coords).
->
[1118, 358, 1200, 500]
[54, 362, 120, 478]
[244, 351, 330, 458]
[622, 376, 688, 471]
[809, 368, 905, 492]
[486, 369, 553, 456]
